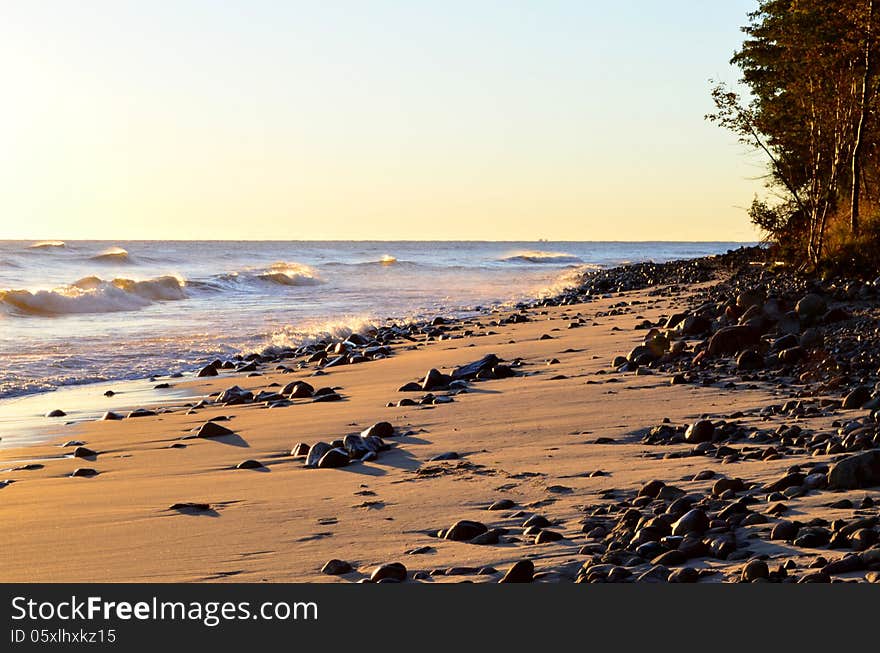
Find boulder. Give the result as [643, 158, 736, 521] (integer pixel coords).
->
[671, 509, 710, 536]
[444, 520, 488, 541]
[343, 434, 370, 459]
[196, 364, 218, 377]
[707, 326, 760, 356]
[321, 559, 352, 575]
[843, 386, 872, 410]
[196, 421, 235, 438]
[452, 354, 501, 380]
[796, 293, 827, 319]
[305, 442, 333, 468]
[370, 562, 407, 583]
[499, 560, 534, 583]
[362, 422, 394, 438]
[827, 450, 880, 489]
[736, 349, 764, 371]
[685, 420, 715, 444]
[283, 381, 314, 398]
[422, 369, 451, 391]
[317, 448, 350, 468]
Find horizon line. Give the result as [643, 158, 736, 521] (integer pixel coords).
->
[2, 238, 760, 244]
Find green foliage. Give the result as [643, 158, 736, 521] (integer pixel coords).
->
[710, 0, 880, 271]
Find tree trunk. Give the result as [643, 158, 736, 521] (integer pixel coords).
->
[852, 0, 875, 236]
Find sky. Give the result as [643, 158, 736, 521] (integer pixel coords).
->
[0, 1, 764, 241]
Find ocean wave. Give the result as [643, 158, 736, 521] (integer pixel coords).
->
[257, 262, 321, 286]
[535, 263, 602, 297]
[324, 258, 420, 269]
[0, 275, 187, 316]
[264, 316, 378, 353]
[500, 250, 584, 264]
[90, 246, 131, 263]
[210, 261, 322, 289]
[27, 240, 66, 249]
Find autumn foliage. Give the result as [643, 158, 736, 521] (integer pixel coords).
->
[709, 0, 880, 274]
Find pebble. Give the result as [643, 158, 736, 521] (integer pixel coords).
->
[196, 421, 235, 438]
[72, 446, 96, 458]
[321, 559, 352, 575]
[827, 450, 880, 489]
[741, 559, 769, 582]
[128, 408, 157, 418]
[196, 364, 218, 377]
[317, 448, 350, 468]
[469, 529, 502, 545]
[406, 546, 433, 555]
[684, 420, 714, 444]
[283, 381, 315, 398]
[668, 567, 699, 583]
[499, 560, 534, 583]
[522, 515, 551, 529]
[770, 521, 800, 541]
[443, 520, 488, 541]
[291, 442, 310, 457]
[429, 452, 459, 461]
[305, 442, 333, 467]
[671, 509, 709, 536]
[370, 562, 407, 583]
[169, 502, 211, 512]
[535, 530, 563, 544]
[362, 422, 394, 438]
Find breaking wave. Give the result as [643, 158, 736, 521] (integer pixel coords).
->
[0, 275, 187, 316]
[90, 246, 131, 263]
[256, 262, 322, 286]
[264, 316, 378, 353]
[211, 261, 322, 289]
[27, 240, 66, 249]
[535, 263, 602, 297]
[500, 250, 583, 264]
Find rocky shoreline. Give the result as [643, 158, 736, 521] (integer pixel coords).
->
[5, 245, 880, 583]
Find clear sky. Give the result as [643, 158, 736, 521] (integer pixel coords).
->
[0, 1, 763, 241]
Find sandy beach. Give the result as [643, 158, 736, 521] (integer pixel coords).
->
[3, 253, 878, 584]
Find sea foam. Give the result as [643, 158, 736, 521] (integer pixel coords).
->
[500, 250, 583, 264]
[90, 246, 131, 263]
[0, 275, 187, 316]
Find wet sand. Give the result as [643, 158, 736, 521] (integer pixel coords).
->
[0, 278, 877, 583]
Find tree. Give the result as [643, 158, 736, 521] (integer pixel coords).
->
[709, 0, 880, 266]
[849, 0, 877, 236]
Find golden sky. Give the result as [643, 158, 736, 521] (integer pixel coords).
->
[0, 1, 762, 241]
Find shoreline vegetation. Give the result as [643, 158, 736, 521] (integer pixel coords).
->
[709, 0, 880, 275]
[3, 245, 880, 583]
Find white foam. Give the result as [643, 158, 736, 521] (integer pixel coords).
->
[254, 261, 322, 286]
[535, 263, 600, 297]
[27, 240, 66, 249]
[0, 275, 187, 316]
[500, 250, 583, 264]
[264, 316, 378, 352]
[90, 246, 131, 263]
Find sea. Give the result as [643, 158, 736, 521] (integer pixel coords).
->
[0, 240, 747, 444]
